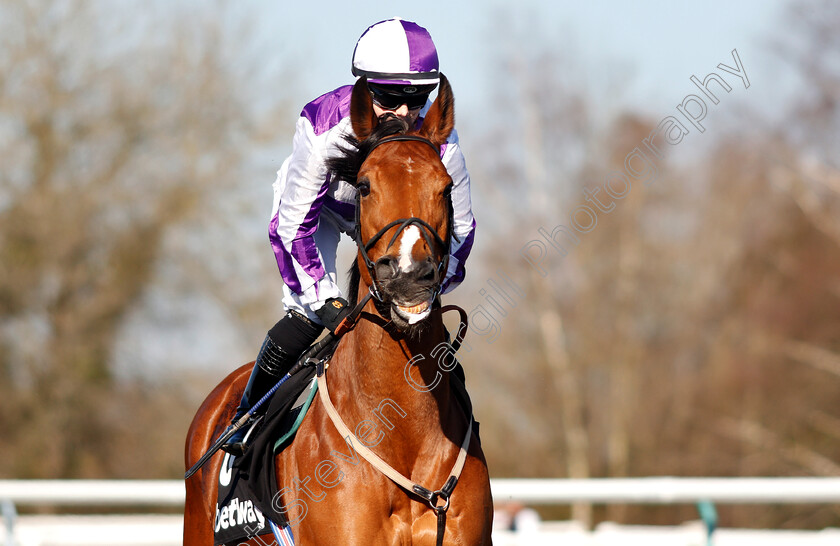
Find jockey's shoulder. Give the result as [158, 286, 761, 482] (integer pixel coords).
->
[300, 85, 354, 136]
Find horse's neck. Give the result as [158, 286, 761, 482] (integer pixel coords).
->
[327, 311, 454, 451]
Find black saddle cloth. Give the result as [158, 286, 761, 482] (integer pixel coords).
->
[214, 364, 316, 545]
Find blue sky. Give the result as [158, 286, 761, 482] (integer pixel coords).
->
[246, 0, 792, 121]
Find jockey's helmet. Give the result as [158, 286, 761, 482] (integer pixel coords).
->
[352, 18, 440, 88]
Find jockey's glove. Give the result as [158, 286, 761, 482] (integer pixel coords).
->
[315, 297, 353, 334]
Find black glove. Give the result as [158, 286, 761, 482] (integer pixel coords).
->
[315, 297, 352, 334]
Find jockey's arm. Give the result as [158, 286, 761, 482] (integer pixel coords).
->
[269, 116, 343, 323]
[440, 129, 476, 294]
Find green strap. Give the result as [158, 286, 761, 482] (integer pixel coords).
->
[272, 379, 319, 452]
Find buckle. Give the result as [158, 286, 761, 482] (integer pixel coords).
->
[428, 489, 451, 513]
[369, 284, 384, 302]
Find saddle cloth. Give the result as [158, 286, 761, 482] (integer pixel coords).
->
[213, 366, 318, 545]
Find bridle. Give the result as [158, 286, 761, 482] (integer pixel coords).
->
[316, 133, 474, 546]
[352, 134, 458, 303]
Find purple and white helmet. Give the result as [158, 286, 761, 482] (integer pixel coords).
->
[351, 18, 440, 87]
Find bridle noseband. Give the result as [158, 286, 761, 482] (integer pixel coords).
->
[353, 134, 459, 303]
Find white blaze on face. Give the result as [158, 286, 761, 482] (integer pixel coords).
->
[398, 225, 422, 271]
[394, 224, 434, 325]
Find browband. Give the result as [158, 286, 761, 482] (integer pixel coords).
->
[368, 134, 440, 157]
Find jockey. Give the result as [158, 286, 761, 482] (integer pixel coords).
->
[223, 18, 476, 456]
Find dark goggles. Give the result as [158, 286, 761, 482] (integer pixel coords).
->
[368, 83, 436, 111]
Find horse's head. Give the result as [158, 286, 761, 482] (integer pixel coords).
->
[330, 75, 456, 331]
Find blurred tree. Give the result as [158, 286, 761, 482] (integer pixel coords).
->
[462, 26, 604, 526]
[461, 0, 840, 530]
[0, 0, 288, 478]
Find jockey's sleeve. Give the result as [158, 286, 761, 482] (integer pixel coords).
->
[440, 129, 476, 294]
[269, 116, 343, 314]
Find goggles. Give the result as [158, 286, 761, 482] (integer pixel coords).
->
[368, 83, 435, 111]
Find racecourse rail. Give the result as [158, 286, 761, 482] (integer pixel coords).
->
[2, 478, 840, 546]
[3, 477, 840, 506]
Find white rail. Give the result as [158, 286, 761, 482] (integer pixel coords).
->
[0, 480, 184, 507]
[490, 477, 840, 504]
[3, 478, 840, 506]
[1, 479, 839, 546]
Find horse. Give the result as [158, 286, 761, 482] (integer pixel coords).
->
[184, 74, 493, 545]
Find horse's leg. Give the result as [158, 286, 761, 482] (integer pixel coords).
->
[183, 364, 251, 546]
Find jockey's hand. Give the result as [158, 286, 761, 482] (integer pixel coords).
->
[315, 297, 352, 334]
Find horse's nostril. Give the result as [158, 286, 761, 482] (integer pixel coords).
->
[374, 255, 399, 280]
[415, 257, 438, 284]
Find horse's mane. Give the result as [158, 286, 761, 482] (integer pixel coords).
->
[346, 262, 361, 307]
[326, 114, 412, 186]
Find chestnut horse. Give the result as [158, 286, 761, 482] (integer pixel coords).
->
[184, 75, 493, 545]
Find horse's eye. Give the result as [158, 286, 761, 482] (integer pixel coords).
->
[357, 179, 371, 197]
[443, 182, 453, 198]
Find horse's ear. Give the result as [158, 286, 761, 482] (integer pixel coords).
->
[350, 76, 378, 141]
[419, 74, 454, 147]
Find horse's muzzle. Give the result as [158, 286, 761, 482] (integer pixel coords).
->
[375, 255, 441, 327]
[375, 255, 438, 284]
